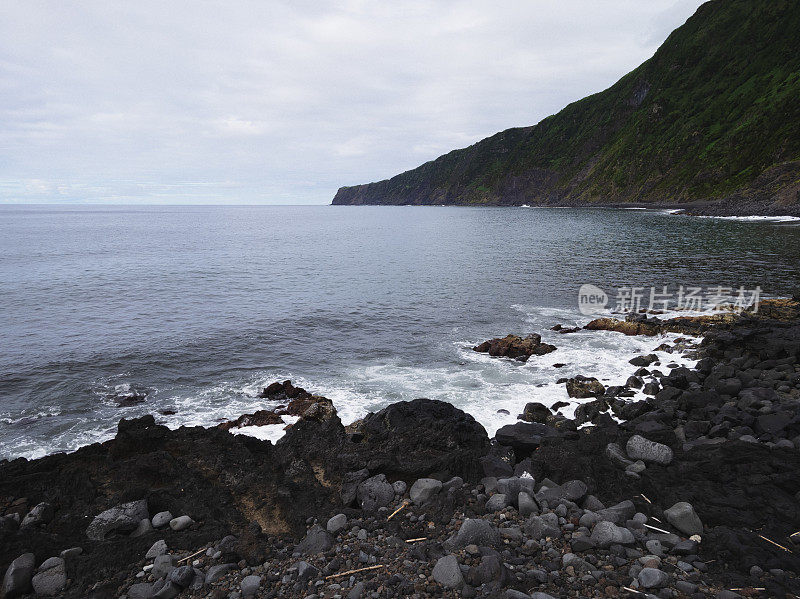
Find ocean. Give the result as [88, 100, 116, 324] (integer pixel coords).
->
[1, 204, 799, 460]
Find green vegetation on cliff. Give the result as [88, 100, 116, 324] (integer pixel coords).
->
[333, 0, 800, 213]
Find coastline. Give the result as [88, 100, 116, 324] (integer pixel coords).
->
[331, 200, 800, 219]
[3, 300, 800, 597]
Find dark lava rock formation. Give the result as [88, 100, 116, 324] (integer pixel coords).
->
[473, 334, 556, 362]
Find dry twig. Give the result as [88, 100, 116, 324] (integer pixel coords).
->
[758, 534, 792, 553]
[324, 565, 385, 580]
[177, 547, 208, 564]
[644, 523, 671, 535]
[388, 500, 410, 521]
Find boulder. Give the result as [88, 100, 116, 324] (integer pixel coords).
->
[630, 354, 658, 367]
[152, 554, 176, 578]
[357, 474, 395, 511]
[130, 517, 154, 537]
[356, 399, 490, 480]
[597, 500, 636, 525]
[521, 402, 551, 423]
[518, 492, 539, 517]
[296, 524, 333, 555]
[485, 493, 509, 512]
[638, 567, 669, 588]
[432, 554, 464, 589]
[169, 515, 194, 531]
[20, 502, 53, 528]
[755, 412, 791, 435]
[205, 563, 236, 584]
[295, 560, 319, 581]
[240, 575, 261, 597]
[86, 499, 149, 540]
[497, 477, 536, 504]
[473, 334, 556, 362]
[664, 502, 703, 536]
[536, 480, 587, 504]
[127, 583, 155, 599]
[480, 455, 513, 479]
[59, 547, 82, 560]
[626, 434, 673, 465]
[565, 376, 605, 398]
[151, 511, 173, 528]
[31, 557, 66, 597]
[410, 478, 442, 505]
[442, 476, 463, 492]
[447, 518, 500, 548]
[341, 469, 370, 506]
[218, 409, 283, 430]
[526, 514, 561, 540]
[496, 422, 557, 452]
[153, 581, 180, 599]
[605, 442, 634, 468]
[0, 553, 35, 599]
[574, 399, 608, 425]
[326, 513, 348, 535]
[591, 521, 635, 547]
[168, 565, 195, 588]
[145, 539, 168, 559]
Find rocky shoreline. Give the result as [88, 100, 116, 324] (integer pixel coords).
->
[2, 301, 800, 598]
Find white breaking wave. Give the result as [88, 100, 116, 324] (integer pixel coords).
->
[695, 215, 800, 223]
[0, 304, 701, 457]
[170, 304, 701, 443]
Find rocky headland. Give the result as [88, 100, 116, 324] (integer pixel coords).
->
[3, 300, 800, 599]
[331, 1, 800, 216]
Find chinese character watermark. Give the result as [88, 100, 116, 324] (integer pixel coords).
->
[578, 284, 761, 316]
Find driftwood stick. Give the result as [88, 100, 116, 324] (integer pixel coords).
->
[388, 500, 410, 521]
[644, 523, 671, 535]
[324, 564, 385, 580]
[758, 534, 792, 553]
[178, 547, 208, 563]
[405, 537, 427, 543]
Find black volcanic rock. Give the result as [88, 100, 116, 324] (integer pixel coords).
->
[355, 398, 490, 481]
[473, 334, 556, 362]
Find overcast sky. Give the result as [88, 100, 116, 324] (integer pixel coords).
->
[0, 0, 705, 205]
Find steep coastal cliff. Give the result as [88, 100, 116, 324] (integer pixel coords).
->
[333, 0, 800, 214]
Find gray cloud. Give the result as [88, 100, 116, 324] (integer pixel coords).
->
[0, 0, 704, 204]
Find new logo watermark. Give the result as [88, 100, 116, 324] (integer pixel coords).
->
[578, 284, 761, 316]
[578, 284, 609, 315]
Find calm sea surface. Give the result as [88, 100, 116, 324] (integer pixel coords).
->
[1, 205, 799, 459]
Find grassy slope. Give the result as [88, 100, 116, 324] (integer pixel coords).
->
[332, 0, 800, 209]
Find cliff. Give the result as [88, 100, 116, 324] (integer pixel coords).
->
[332, 0, 800, 214]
